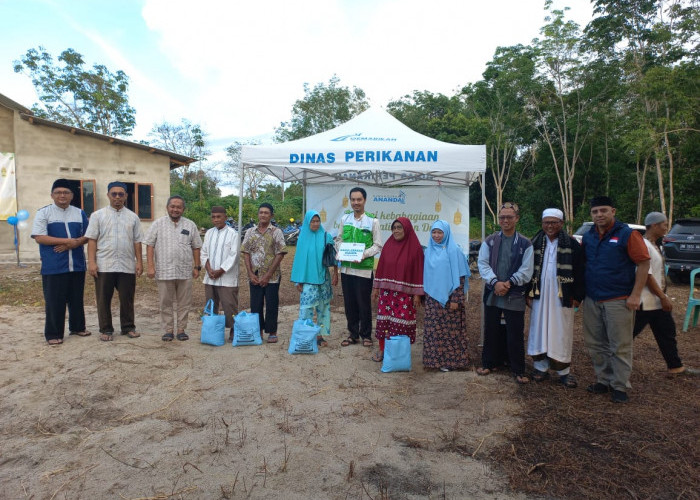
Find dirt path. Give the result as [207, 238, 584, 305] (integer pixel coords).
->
[0, 263, 530, 499]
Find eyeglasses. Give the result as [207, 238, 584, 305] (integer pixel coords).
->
[542, 220, 563, 225]
[498, 215, 515, 221]
[52, 190, 72, 196]
[109, 192, 126, 198]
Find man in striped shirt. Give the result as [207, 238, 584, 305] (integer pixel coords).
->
[201, 206, 240, 341]
[31, 179, 90, 345]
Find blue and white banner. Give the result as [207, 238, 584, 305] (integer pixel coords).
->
[307, 184, 470, 251]
[0, 152, 17, 220]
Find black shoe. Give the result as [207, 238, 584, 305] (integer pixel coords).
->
[611, 390, 629, 403]
[586, 382, 610, 394]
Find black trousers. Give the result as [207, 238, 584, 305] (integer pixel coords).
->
[94, 272, 136, 334]
[634, 308, 683, 369]
[42, 272, 86, 341]
[341, 273, 374, 340]
[249, 282, 279, 334]
[482, 305, 526, 376]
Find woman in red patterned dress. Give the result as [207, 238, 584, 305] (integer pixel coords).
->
[371, 217, 425, 362]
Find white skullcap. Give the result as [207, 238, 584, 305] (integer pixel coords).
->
[542, 208, 564, 220]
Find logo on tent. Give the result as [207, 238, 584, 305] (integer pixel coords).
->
[373, 191, 406, 204]
[331, 133, 397, 142]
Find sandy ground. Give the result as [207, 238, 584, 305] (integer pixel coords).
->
[0, 265, 532, 499]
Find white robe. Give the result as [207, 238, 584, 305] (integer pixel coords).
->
[527, 237, 574, 363]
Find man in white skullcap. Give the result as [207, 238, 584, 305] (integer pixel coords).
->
[526, 208, 585, 387]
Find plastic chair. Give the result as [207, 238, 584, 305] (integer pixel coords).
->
[682, 268, 700, 332]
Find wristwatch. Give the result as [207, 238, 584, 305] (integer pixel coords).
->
[195, 266, 202, 271]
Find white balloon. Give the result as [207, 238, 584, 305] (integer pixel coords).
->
[17, 220, 29, 229]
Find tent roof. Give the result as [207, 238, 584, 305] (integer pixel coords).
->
[241, 107, 486, 187]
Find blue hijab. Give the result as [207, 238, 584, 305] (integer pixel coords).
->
[291, 210, 333, 285]
[423, 220, 469, 306]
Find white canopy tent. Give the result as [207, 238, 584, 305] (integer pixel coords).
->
[241, 107, 486, 188]
[239, 107, 487, 242]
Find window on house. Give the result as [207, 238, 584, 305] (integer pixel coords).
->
[123, 182, 154, 220]
[63, 179, 96, 217]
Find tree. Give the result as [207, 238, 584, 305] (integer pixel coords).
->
[225, 141, 270, 200]
[461, 45, 538, 225]
[274, 75, 369, 142]
[584, 0, 700, 223]
[527, 4, 590, 230]
[148, 119, 211, 186]
[13, 46, 136, 136]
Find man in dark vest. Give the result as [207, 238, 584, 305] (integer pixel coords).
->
[477, 202, 534, 384]
[582, 196, 650, 403]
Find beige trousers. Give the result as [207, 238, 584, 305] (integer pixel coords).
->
[156, 279, 193, 333]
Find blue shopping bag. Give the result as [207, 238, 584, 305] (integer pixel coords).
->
[232, 311, 262, 346]
[200, 299, 226, 346]
[288, 319, 320, 354]
[381, 335, 411, 372]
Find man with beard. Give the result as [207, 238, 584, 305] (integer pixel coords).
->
[526, 208, 585, 388]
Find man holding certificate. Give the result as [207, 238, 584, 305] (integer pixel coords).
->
[337, 187, 383, 347]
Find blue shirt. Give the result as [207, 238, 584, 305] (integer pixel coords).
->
[31, 203, 89, 275]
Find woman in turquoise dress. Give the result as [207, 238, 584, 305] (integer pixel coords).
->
[290, 210, 338, 346]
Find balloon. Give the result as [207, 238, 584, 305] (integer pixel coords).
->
[17, 220, 29, 229]
[7, 216, 18, 225]
[16, 209, 30, 221]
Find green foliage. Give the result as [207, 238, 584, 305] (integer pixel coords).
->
[13, 46, 136, 136]
[275, 75, 369, 142]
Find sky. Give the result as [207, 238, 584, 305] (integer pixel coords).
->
[0, 0, 594, 157]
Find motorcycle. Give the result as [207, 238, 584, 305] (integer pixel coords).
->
[468, 240, 481, 275]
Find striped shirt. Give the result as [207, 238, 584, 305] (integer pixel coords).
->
[201, 225, 240, 287]
[85, 206, 143, 274]
[144, 216, 202, 280]
[31, 203, 89, 275]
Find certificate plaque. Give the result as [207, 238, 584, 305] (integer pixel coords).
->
[337, 242, 366, 262]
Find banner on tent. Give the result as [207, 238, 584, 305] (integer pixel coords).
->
[0, 152, 17, 220]
[306, 184, 470, 251]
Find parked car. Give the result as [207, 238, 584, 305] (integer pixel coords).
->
[572, 221, 646, 244]
[662, 217, 700, 284]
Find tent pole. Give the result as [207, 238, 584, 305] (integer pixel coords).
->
[480, 171, 485, 345]
[237, 162, 245, 279]
[302, 171, 307, 214]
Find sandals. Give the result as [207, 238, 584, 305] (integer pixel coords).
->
[162, 333, 174, 342]
[341, 337, 358, 347]
[532, 369, 550, 382]
[362, 339, 373, 347]
[47, 338, 63, 345]
[372, 351, 384, 362]
[476, 367, 491, 376]
[515, 374, 530, 385]
[100, 333, 113, 342]
[559, 374, 578, 388]
[176, 332, 189, 341]
[70, 331, 91, 337]
[317, 337, 328, 347]
[122, 331, 140, 338]
[267, 334, 278, 343]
